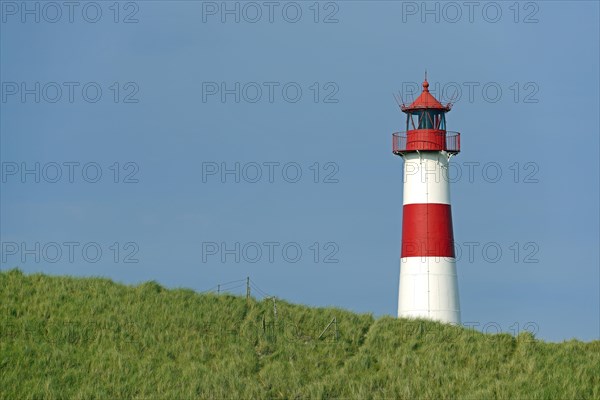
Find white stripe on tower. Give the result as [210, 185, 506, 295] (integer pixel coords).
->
[398, 151, 461, 324]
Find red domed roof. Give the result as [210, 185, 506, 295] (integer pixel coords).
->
[401, 78, 451, 112]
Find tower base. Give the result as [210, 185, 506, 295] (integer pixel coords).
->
[398, 256, 460, 324]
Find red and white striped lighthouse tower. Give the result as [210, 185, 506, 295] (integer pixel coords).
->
[393, 75, 461, 324]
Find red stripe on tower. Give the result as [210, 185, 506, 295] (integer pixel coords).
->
[401, 203, 455, 258]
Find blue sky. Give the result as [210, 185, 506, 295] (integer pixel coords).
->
[1, 1, 599, 342]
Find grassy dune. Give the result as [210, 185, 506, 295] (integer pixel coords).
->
[1, 269, 598, 399]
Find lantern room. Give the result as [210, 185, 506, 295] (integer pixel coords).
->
[406, 109, 446, 131]
[392, 77, 460, 155]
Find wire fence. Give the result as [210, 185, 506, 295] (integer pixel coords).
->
[199, 277, 273, 300]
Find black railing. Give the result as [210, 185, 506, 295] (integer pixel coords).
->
[392, 131, 460, 154]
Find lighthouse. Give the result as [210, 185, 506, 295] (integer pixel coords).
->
[393, 75, 461, 324]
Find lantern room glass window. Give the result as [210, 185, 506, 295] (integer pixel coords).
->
[406, 110, 446, 130]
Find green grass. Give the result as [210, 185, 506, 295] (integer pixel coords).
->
[1, 269, 598, 399]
